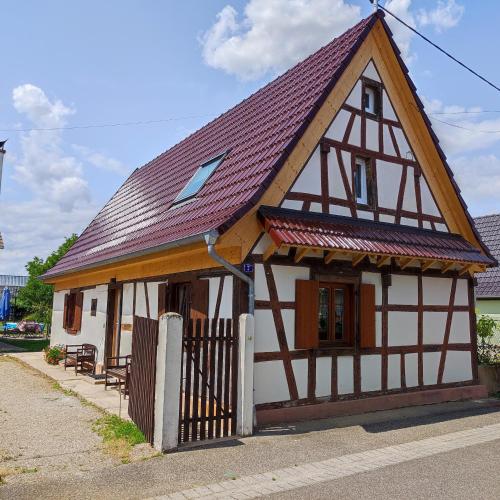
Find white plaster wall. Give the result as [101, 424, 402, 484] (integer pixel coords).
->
[400, 217, 419, 227]
[405, 353, 419, 387]
[379, 214, 395, 224]
[392, 127, 411, 158]
[455, 279, 469, 306]
[363, 60, 381, 81]
[365, 118, 378, 151]
[435, 223, 448, 233]
[291, 147, 321, 195]
[388, 274, 418, 305]
[328, 149, 347, 199]
[341, 151, 352, 189]
[316, 357, 332, 398]
[420, 177, 442, 217]
[310, 202, 322, 213]
[253, 233, 273, 255]
[254, 264, 270, 301]
[388, 312, 418, 346]
[357, 210, 374, 220]
[348, 116, 361, 147]
[147, 282, 160, 319]
[423, 351, 441, 385]
[423, 277, 452, 305]
[382, 125, 397, 156]
[449, 312, 471, 343]
[388, 354, 401, 389]
[377, 161, 402, 208]
[272, 265, 310, 301]
[338, 356, 354, 394]
[206, 276, 233, 319]
[402, 167, 417, 212]
[254, 360, 290, 404]
[423, 312, 447, 344]
[254, 310, 280, 353]
[361, 355, 382, 392]
[135, 282, 148, 318]
[345, 80, 362, 109]
[382, 90, 397, 121]
[293, 359, 309, 399]
[331, 205, 352, 217]
[442, 351, 472, 383]
[326, 108, 352, 141]
[50, 286, 109, 365]
[281, 199, 303, 211]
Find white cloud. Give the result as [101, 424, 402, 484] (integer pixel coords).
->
[201, 0, 361, 80]
[417, 0, 464, 33]
[0, 198, 97, 274]
[424, 97, 500, 156]
[72, 145, 127, 174]
[383, 0, 464, 64]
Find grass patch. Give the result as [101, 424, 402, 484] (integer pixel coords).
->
[0, 338, 49, 352]
[0, 466, 38, 483]
[93, 414, 146, 463]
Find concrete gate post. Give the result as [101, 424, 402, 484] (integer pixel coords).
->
[153, 312, 183, 452]
[237, 313, 255, 436]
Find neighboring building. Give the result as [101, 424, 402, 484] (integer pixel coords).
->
[43, 12, 495, 426]
[0, 275, 28, 296]
[474, 214, 500, 342]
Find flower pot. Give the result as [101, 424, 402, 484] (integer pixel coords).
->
[478, 365, 500, 395]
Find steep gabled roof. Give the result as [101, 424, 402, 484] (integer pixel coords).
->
[474, 214, 500, 297]
[44, 14, 379, 278]
[44, 11, 490, 279]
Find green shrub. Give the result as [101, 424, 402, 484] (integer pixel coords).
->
[44, 345, 65, 365]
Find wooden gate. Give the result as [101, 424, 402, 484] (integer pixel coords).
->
[179, 318, 238, 444]
[128, 316, 159, 444]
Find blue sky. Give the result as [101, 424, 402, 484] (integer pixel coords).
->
[1, 0, 500, 274]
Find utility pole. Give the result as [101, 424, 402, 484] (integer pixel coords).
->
[0, 140, 6, 195]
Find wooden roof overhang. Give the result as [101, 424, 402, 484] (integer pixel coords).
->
[258, 207, 495, 276]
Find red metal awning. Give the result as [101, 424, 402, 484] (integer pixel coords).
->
[258, 206, 495, 267]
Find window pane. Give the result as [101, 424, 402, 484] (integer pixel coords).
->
[334, 288, 344, 340]
[174, 156, 222, 202]
[354, 163, 362, 199]
[318, 287, 329, 341]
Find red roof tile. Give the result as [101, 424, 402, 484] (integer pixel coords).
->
[259, 206, 495, 266]
[44, 14, 379, 278]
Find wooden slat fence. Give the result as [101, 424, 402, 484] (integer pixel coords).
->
[179, 318, 238, 445]
[128, 315, 159, 445]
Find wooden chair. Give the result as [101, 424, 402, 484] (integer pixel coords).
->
[105, 355, 131, 398]
[64, 344, 97, 375]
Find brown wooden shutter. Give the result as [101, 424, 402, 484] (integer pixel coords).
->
[62, 293, 69, 329]
[190, 279, 209, 321]
[295, 280, 319, 349]
[72, 291, 84, 333]
[157, 283, 167, 318]
[360, 283, 376, 348]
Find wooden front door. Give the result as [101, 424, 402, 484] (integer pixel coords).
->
[105, 287, 121, 362]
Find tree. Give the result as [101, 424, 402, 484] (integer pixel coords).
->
[17, 234, 78, 330]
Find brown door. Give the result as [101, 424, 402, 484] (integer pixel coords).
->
[105, 287, 121, 363]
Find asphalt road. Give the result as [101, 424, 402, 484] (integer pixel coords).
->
[2, 397, 500, 499]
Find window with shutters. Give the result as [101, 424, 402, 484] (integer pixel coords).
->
[318, 283, 354, 346]
[296, 279, 375, 350]
[63, 291, 84, 334]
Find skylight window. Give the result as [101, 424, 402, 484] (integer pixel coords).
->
[173, 154, 224, 203]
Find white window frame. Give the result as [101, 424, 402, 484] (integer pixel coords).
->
[355, 157, 368, 205]
[364, 86, 377, 115]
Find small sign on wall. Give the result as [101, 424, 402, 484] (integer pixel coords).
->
[243, 263, 254, 274]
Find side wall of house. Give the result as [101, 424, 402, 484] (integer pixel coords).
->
[50, 285, 109, 364]
[250, 246, 476, 408]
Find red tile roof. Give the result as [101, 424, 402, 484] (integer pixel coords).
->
[44, 14, 379, 278]
[473, 214, 500, 296]
[44, 11, 492, 279]
[259, 206, 495, 266]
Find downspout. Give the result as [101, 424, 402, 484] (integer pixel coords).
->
[204, 231, 255, 315]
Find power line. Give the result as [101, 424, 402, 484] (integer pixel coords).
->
[378, 4, 500, 93]
[430, 116, 500, 134]
[430, 110, 500, 115]
[0, 114, 213, 133]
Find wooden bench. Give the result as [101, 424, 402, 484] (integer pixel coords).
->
[64, 344, 97, 375]
[105, 355, 131, 398]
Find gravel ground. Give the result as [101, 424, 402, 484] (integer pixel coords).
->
[0, 356, 118, 485]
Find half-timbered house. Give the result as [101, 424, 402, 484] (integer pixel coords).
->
[43, 11, 495, 429]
